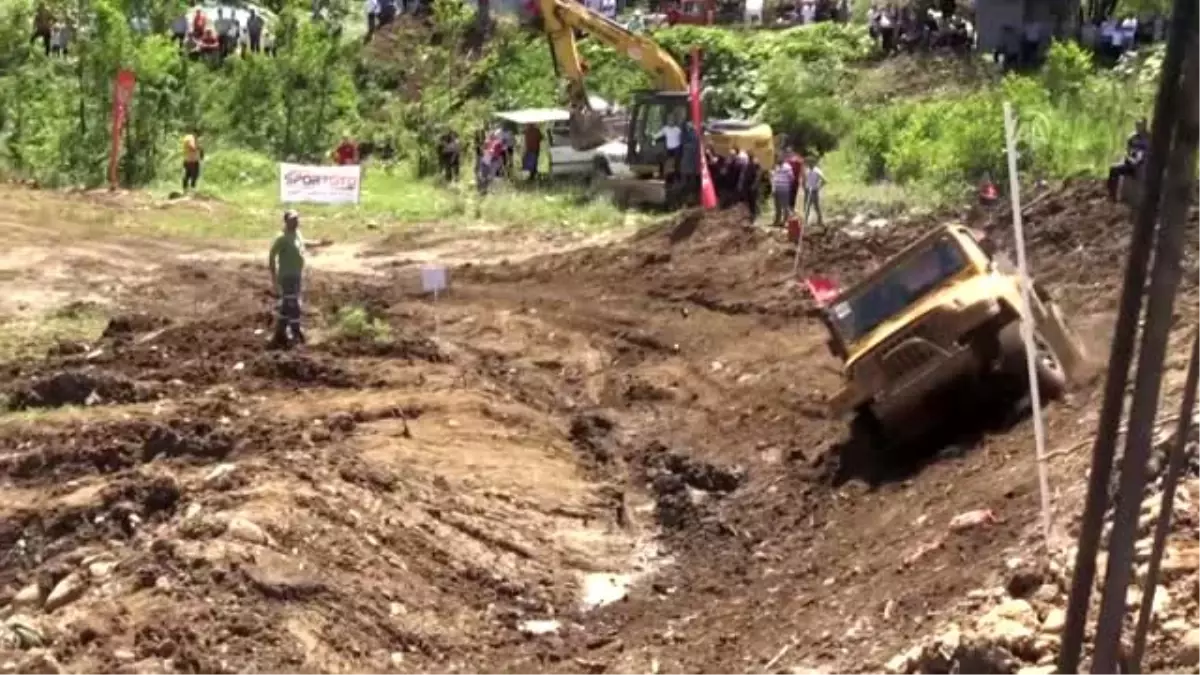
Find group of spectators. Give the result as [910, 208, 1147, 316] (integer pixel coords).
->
[1079, 14, 1171, 65]
[868, 3, 974, 55]
[170, 7, 275, 60]
[992, 13, 1169, 71]
[29, 4, 73, 57]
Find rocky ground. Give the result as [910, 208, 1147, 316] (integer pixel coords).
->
[0, 179, 1196, 674]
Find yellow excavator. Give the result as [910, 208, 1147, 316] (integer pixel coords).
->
[532, 0, 775, 207]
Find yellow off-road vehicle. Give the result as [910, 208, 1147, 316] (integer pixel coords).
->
[819, 224, 1089, 446]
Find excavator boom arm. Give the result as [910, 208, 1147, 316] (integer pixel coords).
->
[537, 0, 688, 110]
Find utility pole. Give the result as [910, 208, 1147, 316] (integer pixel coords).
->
[1057, 2, 1199, 671]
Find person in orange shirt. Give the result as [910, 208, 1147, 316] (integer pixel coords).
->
[182, 133, 203, 191]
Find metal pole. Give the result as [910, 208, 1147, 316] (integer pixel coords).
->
[1131, 334, 1199, 669]
[1057, 0, 1196, 669]
[1003, 101, 1054, 549]
[1090, 33, 1197, 673]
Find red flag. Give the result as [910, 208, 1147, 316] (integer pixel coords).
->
[804, 275, 841, 307]
[108, 69, 136, 189]
[688, 48, 717, 210]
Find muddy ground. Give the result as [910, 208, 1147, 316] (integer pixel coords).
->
[0, 180, 1197, 674]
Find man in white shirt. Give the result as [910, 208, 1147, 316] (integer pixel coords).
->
[365, 0, 379, 38]
[655, 118, 683, 178]
[1119, 16, 1137, 51]
[804, 157, 827, 227]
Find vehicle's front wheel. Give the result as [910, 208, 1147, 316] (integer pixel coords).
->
[997, 322, 1067, 400]
[588, 156, 612, 188]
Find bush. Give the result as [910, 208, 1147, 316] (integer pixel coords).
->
[331, 305, 391, 342]
[842, 40, 1152, 191]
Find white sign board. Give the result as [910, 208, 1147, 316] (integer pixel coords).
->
[420, 265, 448, 294]
[279, 163, 362, 205]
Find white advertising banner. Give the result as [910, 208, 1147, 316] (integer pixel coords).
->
[279, 163, 362, 204]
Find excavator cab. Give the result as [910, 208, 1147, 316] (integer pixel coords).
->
[625, 90, 691, 178]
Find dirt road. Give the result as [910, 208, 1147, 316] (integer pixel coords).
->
[0, 180, 1196, 674]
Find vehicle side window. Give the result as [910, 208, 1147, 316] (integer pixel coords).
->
[550, 121, 573, 147]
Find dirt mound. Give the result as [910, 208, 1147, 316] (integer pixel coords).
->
[5, 370, 157, 410]
[248, 352, 360, 388]
[100, 313, 171, 341]
[319, 334, 449, 362]
[0, 419, 236, 485]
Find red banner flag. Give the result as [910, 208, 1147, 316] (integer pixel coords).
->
[688, 48, 718, 210]
[804, 275, 841, 307]
[108, 69, 136, 189]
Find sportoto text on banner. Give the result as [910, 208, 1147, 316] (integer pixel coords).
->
[279, 163, 362, 204]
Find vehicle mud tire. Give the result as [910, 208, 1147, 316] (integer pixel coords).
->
[589, 156, 612, 188]
[997, 321, 1067, 400]
[846, 407, 889, 483]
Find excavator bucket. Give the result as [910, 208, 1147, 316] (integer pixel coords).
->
[569, 109, 609, 151]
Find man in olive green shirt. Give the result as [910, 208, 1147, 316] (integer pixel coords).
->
[268, 210, 306, 348]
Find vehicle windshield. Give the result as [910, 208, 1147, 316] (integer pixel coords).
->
[827, 235, 970, 345]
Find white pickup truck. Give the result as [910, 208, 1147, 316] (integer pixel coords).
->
[493, 105, 632, 181]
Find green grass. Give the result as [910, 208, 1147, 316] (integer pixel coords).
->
[817, 148, 953, 218]
[330, 304, 392, 342]
[0, 305, 109, 362]
[135, 152, 646, 241]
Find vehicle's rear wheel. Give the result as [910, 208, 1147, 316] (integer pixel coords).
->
[998, 322, 1067, 400]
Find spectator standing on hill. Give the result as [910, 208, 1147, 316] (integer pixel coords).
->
[31, 3, 52, 56]
[334, 135, 359, 165]
[877, 7, 896, 54]
[182, 133, 204, 192]
[215, 9, 235, 58]
[247, 10, 264, 53]
[191, 9, 207, 39]
[522, 123, 543, 180]
[770, 157, 795, 227]
[1020, 20, 1041, 68]
[379, 0, 397, 27]
[438, 131, 461, 182]
[50, 21, 70, 57]
[171, 13, 187, 47]
[994, 25, 1020, 71]
[365, 0, 380, 39]
[804, 156, 826, 227]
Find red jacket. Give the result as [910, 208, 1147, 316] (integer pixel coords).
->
[786, 156, 804, 185]
[335, 141, 359, 165]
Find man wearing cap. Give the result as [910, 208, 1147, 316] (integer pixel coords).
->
[268, 210, 306, 348]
